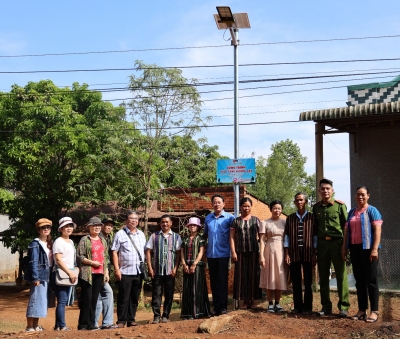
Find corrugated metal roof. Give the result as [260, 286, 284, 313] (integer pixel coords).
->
[299, 101, 400, 121]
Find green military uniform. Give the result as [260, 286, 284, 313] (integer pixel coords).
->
[313, 199, 350, 312]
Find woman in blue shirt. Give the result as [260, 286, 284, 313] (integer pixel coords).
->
[343, 186, 383, 323]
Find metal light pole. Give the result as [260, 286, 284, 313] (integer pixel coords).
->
[214, 7, 250, 217]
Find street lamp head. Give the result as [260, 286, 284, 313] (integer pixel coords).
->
[216, 6, 234, 23]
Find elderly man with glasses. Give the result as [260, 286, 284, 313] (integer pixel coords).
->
[111, 211, 146, 328]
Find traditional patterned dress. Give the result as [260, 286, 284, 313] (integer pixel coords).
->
[180, 235, 210, 319]
[259, 218, 287, 290]
[231, 216, 262, 301]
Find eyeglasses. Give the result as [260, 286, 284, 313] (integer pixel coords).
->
[39, 225, 51, 230]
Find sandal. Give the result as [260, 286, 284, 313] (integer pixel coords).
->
[366, 311, 379, 323]
[351, 311, 366, 320]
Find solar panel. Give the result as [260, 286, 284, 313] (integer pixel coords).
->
[214, 13, 251, 30]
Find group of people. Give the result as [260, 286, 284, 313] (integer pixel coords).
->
[229, 179, 382, 323]
[23, 178, 383, 332]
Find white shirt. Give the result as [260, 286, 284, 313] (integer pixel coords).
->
[53, 237, 75, 268]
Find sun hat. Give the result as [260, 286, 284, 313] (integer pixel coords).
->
[35, 218, 52, 229]
[58, 216, 77, 230]
[186, 217, 202, 228]
[86, 216, 103, 229]
[101, 217, 115, 225]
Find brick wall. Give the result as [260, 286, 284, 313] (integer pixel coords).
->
[159, 186, 286, 297]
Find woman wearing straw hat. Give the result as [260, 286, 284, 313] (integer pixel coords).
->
[76, 217, 109, 331]
[24, 218, 53, 332]
[53, 216, 77, 331]
[180, 217, 210, 319]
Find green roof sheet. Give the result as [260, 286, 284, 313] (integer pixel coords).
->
[299, 101, 400, 121]
[348, 75, 400, 91]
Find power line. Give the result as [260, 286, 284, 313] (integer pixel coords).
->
[0, 120, 301, 134]
[1, 70, 398, 100]
[2, 57, 400, 74]
[1, 34, 400, 58]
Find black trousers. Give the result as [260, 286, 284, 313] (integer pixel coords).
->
[117, 274, 142, 324]
[78, 274, 103, 329]
[289, 259, 313, 311]
[207, 257, 229, 313]
[152, 275, 175, 319]
[350, 244, 379, 311]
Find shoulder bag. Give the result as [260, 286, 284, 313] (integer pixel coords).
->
[125, 229, 149, 281]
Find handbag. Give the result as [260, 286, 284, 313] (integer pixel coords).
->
[55, 267, 79, 286]
[139, 261, 149, 281]
[125, 229, 149, 281]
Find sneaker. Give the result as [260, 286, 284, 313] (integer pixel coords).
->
[338, 310, 348, 318]
[34, 326, 44, 331]
[267, 304, 275, 313]
[102, 324, 119, 329]
[274, 304, 284, 313]
[317, 309, 332, 316]
[152, 317, 160, 324]
[25, 328, 35, 332]
[161, 317, 170, 323]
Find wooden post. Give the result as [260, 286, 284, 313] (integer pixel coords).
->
[315, 122, 324, 188]
[314, 122, 324, 290]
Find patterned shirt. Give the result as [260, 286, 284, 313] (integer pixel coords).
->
[77, 235, 109, 285]
[111, 227, 146, 275]
[230, 216, 260, 253]
[284, 211, 318, 263]
[182, 235, 206, 265]
[90, 238, 104, 274]
[146, 230, 182, 276]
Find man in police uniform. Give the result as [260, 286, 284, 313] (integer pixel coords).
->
[313, 178, 350, 317]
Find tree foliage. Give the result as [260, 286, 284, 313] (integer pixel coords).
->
[0, 80, 126, 255]
[127, 60, 213, 234]
[248, 139, 316, 214]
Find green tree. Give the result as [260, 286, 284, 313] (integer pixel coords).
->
[127, 60, 211, 235]
[0, 80, 126, 278]
[248, 139, 315, 214]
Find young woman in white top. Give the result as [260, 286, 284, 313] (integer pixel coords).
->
[52, 217, 77, 331]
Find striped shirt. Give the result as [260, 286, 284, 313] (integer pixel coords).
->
[230, 216, 260, 253]
[284, 211, 317, 263]
[111, 227, 146, 275]
[146, 230, 182, 276]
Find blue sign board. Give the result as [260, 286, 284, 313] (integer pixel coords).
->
[216, 158, 256, 184]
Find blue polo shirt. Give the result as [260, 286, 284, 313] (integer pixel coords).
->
[204, 210, 235, 258]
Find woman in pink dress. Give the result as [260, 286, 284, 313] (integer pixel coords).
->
[259, 200, 287, 313]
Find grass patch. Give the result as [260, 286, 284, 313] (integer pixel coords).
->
[0, 319, 22, 333]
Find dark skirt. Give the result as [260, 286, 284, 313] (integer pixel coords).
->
[233, 251, 261, 300]
[180, 261, 210, 319]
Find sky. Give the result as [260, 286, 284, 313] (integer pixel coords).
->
[1, 0, 400, 207]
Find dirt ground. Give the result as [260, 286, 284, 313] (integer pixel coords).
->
[1, 285, 400, 339]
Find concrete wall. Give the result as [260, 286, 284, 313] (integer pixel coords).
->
[0, 214, 19, 278]
[349, 128, 400, 240]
